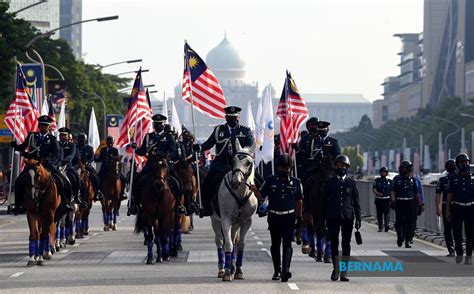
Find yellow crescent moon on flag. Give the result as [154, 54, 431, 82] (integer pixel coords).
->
[109, 117, 117, 127]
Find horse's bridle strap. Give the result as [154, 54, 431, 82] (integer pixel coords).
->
[224, 175, 253, 209]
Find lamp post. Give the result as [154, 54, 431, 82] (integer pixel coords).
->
[429, 116, 460, 160]
[79, 89, 107, 138]
[118, 84, 155, 93]
[117, 69, 149, 76]
[95, 59, 142, 70]
[11, 0, 47, 15]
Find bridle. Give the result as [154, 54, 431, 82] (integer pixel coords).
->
[224, 152, 255, 209]
[28, 165, 52, 203]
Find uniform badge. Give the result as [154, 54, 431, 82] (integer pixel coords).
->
[219, 131, 224, 137]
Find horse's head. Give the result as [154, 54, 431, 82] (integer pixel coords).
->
[230, 140, 255, 189]
[151, 156, 169, 187]
[24, 159, 50, 201]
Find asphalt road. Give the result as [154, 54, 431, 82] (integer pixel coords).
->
[0, 201, 473, 293]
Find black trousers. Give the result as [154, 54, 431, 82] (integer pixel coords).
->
[452, 204, 474, 257]
[201, 169, 225, 209]
[268, 213, 295, 271]
[395, 200, 415, 244]
[375, 199, 390, 229]
[327, 218, 354, 258]
[442, 203, 454, 253]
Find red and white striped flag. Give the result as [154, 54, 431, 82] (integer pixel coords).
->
[4, 64, 40, 143]
[182, 42, 227, 119]
[277, 71, 309, 155]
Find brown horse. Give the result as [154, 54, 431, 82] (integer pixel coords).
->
[134, 157, 181, 264]
[174, 159, 198, 234]
[301, 157, 334, 261]
[75, 161, 96, 238]
[21, 159, 61, 266]
[100, 156, 122, 231]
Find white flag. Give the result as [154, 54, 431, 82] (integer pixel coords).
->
[161, 93, 169, 118]
[57, 102, 66, 130]
[41, 99, 49, 116]
[261, 86, 274, 163]
[255, 92, 264, 164]
[170, 99, 182, 136]
[244, 100, 256, 133]
[88, 107, 101, 152]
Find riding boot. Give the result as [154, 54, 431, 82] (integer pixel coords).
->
[270, 246, 281, 280]
[75, 193, 88, 209]
[280, 247, 293, 282]
[127, 192, 139, 216]
[331, 255, 340, 281]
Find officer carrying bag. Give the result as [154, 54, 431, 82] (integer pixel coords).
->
[355, 228, 363, 245]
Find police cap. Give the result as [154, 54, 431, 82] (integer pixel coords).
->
[152, 114, 167, 123]
[316, 121, 330, 129]
[380, 166, 388, 173]
[445, 159, 456, 170]
[58, 127, 71, 134]
[224, 106, 242, 117]
[38, 115, 53, 125]
[399, 160, 413, 169]
[335, 154, 351, 167]
[455, 153, 470, 164]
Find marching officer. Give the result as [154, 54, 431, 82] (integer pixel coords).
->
[11, 115, 71, 214]
[95, 136, 127, 200]
[322, 154, 361, 282]
[390, 160, 422, 248]
[446, 153, 473, 265]
[73, 133, 104, 201]
[58, 127, 87, 209]
[373, 166, 392, 232]
[129, 114, 182, 215]
[435, 159, 456, 257]
[193, 106, 254, 217]
[251, 154, 303, 282]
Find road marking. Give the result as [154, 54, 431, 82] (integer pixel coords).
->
[10, 272, 24, 278]
[250, 232, 255, 235]
[288, 283, 299, 291]
[256, 241, 263, 245]
[93, 233, 99, 236]
[118, 221, 122, 223]
[253, 236, 259, 239]
[61, 249, 69, 253]
[121, 218, 126, 221]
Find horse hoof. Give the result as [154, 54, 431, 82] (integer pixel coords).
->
[55, 245, 60, 252]
[302, 245, 311, 255]
[43, 252, 52, 260]
[83, 229, 89, 236]
[156, 257, 163, 263]
[37, 260, 44, 266]
[170, 249, 178, 258]
[222, 272, 233, 282]
[234, 268, 244, 280]
[162, 255, 170, 262]
[68, 238, 76, 245]
[108, 224, 113, 229]
[112, 224, 117, 231]
[146, 257, 154, 265]
[103, 226, 109, 231]
[217, 269, 225, 278]
[27, 260, 36, 267]
[177, 244, 183, 251]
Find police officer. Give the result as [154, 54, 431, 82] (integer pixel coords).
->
[435, 159, 456, 256]
[193, 106, 255, 217]
[95, 136, 127, 200]
[129, 114, 182, 215]
[390, 160, 422, 248]
[446, 153, 473, 265]
[11, 115, 70, 214]
[73, 133, 104, 201]
[58, 127, 87, 209]
[322, 155, 361, 282]
[251, 154, 303, 282]
[373, 166, 392, 232]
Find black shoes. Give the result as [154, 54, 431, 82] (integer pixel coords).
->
[385, 227, 390, 232]
[465, 256, 472, 265]
[456, 255, 463, 264]
[177, 205, 187, 216]
[378, 227, 383, 232]
[331, 269, 339, 281]
[447, 252, 455, 257]
[199, 207, 213, 218]
[323, 255, 332, 264]
[280, 271, 292, 282]
[127, 205, 138, 216]
[340, 271, 349, 282]
[405, 242, 412, 248]
[272, 271, 280, 281]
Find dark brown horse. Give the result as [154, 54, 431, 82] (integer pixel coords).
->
[75, 161, 96, 238]
[21, 159, 61, 266]
[100, 156, 122, 231]
[134, 157, 181, 264]
[174, 159, 198, 234]
[301, 157, 334, 259]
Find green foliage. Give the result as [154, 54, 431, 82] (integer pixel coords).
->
[0, 3, 130, 134]
[341, 146, 364, 172]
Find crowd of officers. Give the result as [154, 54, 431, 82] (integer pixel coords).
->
[9, 105, 473, 282]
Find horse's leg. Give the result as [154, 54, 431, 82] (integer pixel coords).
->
[302, 214, 312, 255]
[82, 207, 91, 235]
[37, 212, 54, 265]
[112, 199, 118, 231]
[154, 223, 162, 263]
[159, 228, 170, 261]
[171, 221, 181, 257]
[102, 200, 109, 231]
[234, 218, 252, 280]
[54, 221, 60, 252]
[221, 219, 234, 282]
[145, 226, 154, 265]
[211, 216, 225, 278]
[26, 214, 39, 266]
[49, 220, 56, 256]
[60, 214, 67, 248]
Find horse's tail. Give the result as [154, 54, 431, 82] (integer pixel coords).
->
[134, 210, 146, 234]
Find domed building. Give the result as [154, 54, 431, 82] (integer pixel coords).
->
[173, 35, 259, 139]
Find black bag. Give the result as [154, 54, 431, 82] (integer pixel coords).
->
[355, 229, 363, 245]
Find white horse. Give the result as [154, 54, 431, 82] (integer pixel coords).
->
[212, 140, 258, 282]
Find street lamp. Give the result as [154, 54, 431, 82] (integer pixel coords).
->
[116, 69, 149, 76]
[11, 0, 47, 15]
[460, 113, 474, 119]
[79, 89, 107, 138]
[118, 84, 155, 93]
[429, 116, 460, 160]
[95, 59, 142, 70]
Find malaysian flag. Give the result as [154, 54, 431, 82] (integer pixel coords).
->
[277, 71, 309, 155]
[4, 64, 40, 143]
[182, 42, 227, 119]
[117, 69, 152, 172]
[22, 64, 43, 110]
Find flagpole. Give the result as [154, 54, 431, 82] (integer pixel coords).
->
[285, 71, 298, 178]
[7, 105, 19, 210]
[127, 68, 141, 210]
[184, 41, 203, 214]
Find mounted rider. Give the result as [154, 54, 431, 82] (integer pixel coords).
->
[95, 136, 127, 200]
[193, 106, 255, 217]
[58, 127, 87, 209]
[128, 114, 186, 216]
[11, 115, 72, 215]
[72, 133, 104, 202]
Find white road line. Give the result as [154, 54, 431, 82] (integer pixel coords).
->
[253, 236, 259, 239]
[256, 241, 263, 245]
[121, 218, 126, 221]
[61, 249, 69, 253]
[93, 233, 99, 236]
[288, 283, 299, 291]
[10, 272, 24, 278]
[250, 232, 255, 235]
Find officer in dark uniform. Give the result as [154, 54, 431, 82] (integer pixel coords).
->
[435, 159, 456, 256]
[390, 160, 421, 248]
[322, 155, 361, 282]
[179, 128, 196, 162]
[298, 120, 340, 183]
[11, 115, 70, 214]
[73, 133, 103, 201]
[373, 166, 392, 232]
[129, 114, 181, 215]
[58, 127, 87, 209]
[193, 106, 255, 217]
[251, 154, 303, 282]
[446, 153, 474, 265]
[95, 136, 127, 199]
